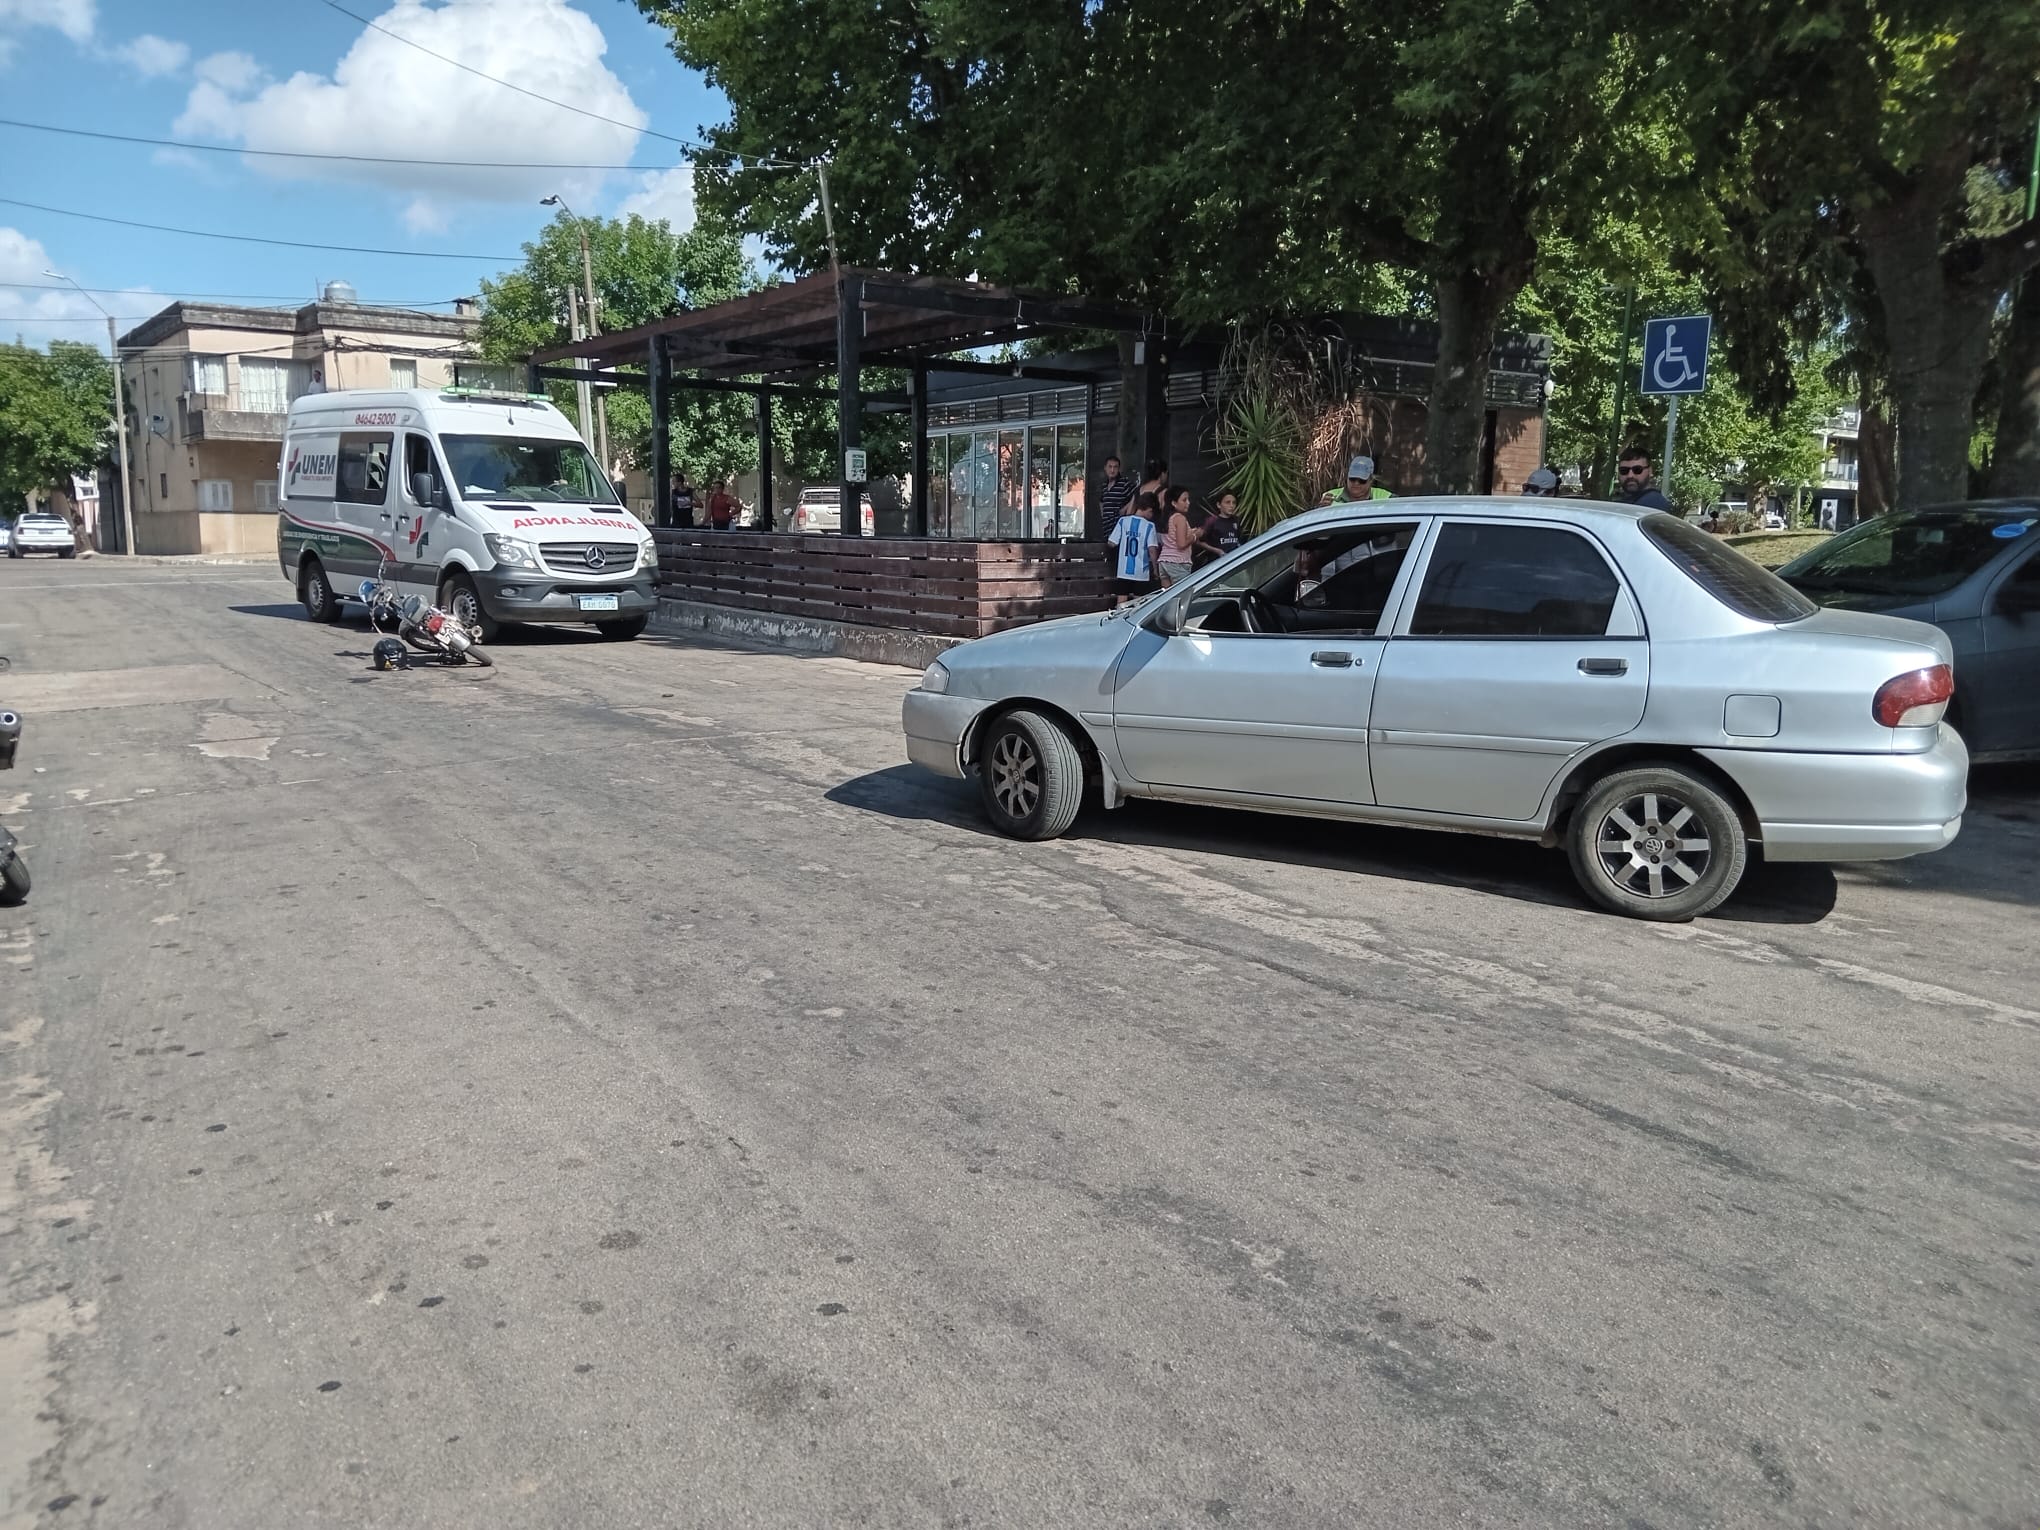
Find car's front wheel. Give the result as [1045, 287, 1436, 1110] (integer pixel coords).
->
[1566, 764, 1747, 922]
[442, 571, 501, 643]
[977, 709, 1084, 841]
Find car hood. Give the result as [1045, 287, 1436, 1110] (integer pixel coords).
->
[943, 609, 1129, 682]
[1792, 584, 1935, 620]
[475, 504, 650, 547]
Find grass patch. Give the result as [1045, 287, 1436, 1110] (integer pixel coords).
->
[1722, 529, 1832, 568]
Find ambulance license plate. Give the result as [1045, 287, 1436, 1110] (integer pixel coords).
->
[577, 594, 620, 612]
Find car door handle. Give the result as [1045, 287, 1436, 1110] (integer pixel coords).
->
[1311, 650, 1356, 668]
[1578, 657, 1628, 676]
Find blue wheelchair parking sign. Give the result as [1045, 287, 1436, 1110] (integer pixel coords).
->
[1641, 315, 1710, 395]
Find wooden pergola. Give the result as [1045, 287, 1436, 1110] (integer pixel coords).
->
[530, 268, 1164, 536]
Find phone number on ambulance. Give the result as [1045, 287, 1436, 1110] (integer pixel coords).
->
[352, 411, 403, 426]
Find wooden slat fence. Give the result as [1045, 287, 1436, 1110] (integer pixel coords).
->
[653, 531, 1114, 638]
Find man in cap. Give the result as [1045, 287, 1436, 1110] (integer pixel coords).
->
[1523, 466, 1560, 496]
[1320, 455, 1393, 504]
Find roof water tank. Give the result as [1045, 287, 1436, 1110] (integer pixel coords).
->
[323, 280, 358, 304]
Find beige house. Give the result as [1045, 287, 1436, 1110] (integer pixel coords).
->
[116, 288, 480, 555]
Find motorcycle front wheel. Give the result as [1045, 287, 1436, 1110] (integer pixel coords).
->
[1, 853, 29, 905]
[464, 645, 493, 668]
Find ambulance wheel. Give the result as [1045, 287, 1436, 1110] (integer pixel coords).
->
[596, 616, 648, 640]
[300, 557, 342, 623]
[442, 571, 501, 643]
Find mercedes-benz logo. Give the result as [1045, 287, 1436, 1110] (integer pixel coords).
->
[583, 545, 607, 570]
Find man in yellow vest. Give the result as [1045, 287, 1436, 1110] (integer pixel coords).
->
[1320, 455, 1394, 505]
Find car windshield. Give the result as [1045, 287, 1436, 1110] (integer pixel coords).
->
[440, 435, 619, 505]
[1779, 509, 2037, 597]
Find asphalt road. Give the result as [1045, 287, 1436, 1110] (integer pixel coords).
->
[3, 557, 2037, 1530]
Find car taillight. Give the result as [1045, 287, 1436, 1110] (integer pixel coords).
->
[1872, 664, 1952, 727]
[795, 507, 806, 528]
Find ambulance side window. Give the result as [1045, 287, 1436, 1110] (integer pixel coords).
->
[336, 432, 393, 507]
[404, 433, 443, 504]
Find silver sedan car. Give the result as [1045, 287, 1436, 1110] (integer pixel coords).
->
[902, 498, 1967, 920]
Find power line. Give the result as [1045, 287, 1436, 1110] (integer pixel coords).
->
[315, 0, 807, 170]
[0, 280, 461, 305]
[0, 198, 516, 261]
[0, 116, 684, 172]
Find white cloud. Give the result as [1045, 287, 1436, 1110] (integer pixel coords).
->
[116, 32, 188, 76]
[0, 0, 94, 62]
[194, 49, 263, 92]
[172, 0, 645, 227]
[616, 164, 696, 232]
[0, 227, 157, 352]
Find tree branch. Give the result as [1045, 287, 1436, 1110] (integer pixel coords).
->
[1951, 215, 2040, 295]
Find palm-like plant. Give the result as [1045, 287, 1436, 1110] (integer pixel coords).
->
[1215, 388, 1303, 535]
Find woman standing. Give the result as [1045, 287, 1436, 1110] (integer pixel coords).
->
[1107, 491, 1161, 606]
[1155, 485, 1197, 587]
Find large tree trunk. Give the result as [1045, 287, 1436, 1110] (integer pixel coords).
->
[1989, 275, 2040, 498]
[1858, 399, 1896, 518]
[1426, 270, 1514, 493]
[1857, 183, 2000, 509]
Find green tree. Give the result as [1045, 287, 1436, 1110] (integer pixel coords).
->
[0, 341, 114, 505]
[1687, 1, 2040, 507]
[477, 208, 798, 485]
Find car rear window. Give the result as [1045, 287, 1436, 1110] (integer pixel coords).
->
[1641, 513, 1816, 623]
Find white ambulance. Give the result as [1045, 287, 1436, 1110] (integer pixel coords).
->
[276, 387, 657, 641]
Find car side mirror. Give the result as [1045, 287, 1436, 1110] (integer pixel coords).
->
[411, 471, 436, 507]
[1144, 598, 1183, 636]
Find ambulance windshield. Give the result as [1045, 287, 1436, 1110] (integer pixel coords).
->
[441, 435, 620, 505]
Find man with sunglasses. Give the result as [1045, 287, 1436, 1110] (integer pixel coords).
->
[1614, 446, 1673, 510]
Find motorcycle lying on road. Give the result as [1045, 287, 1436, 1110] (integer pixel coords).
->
[357, 570, 493, 670]
[0, 657, 26, 904]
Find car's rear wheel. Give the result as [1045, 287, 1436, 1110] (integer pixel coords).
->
[299, 556, 342, 623]
[977, 709, 1084, 842]
[1566, 765, 1747, 922]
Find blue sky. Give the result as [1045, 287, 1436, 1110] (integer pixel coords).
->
[0, 0, 729, 349]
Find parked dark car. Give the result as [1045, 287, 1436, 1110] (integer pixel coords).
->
[1778, 501, 2040, 761]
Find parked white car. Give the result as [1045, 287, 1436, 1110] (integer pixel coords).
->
[903, 497, 1967, 921]
[7, 510, 76, 559]
[785, 485, 875, 536]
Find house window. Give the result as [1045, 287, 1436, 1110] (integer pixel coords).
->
[198, 479, 234, 512]
[189, 355, 227, 395]
[389, 357, 417, 390]
[253, 480, 278, 511]
[239, 357, 290, 413]
[159, 472, 169, 498]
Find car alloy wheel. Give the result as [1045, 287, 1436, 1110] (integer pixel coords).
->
[1594, 790, 1711, 900]
[988, 730, 1040, 822]
[1567, 764, 1747, 922]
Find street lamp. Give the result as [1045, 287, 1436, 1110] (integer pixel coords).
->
[539, 195, 607, 469]
[43, 269, 136, 557]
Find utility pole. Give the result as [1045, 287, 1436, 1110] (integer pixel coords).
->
[1603, 284, 1635, 499]
[542, 195, 608, 471]
[567, 289, 595, 451]
[45, 269, 135, 555]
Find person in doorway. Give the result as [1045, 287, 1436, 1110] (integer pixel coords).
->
[1107, 492, 1161, 606]
[707, 479, 736, 530]
[305, 368, 327, 396]
[1320, 455, 1392, 504]
[1615, 446, 1674, 510]
[1097, 455, 1136, 537]
[1523, 465, 1560, 496]
[1155, 486, 1197, 587]
[1197, 490, 1244, 567]
[671, 471, 696, 529]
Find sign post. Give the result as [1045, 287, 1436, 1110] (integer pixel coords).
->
[1639, 314, 1710, 490]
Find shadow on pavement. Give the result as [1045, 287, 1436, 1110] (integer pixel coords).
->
[228, 604, 313, 622]
[828, 766, 1839, 924]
